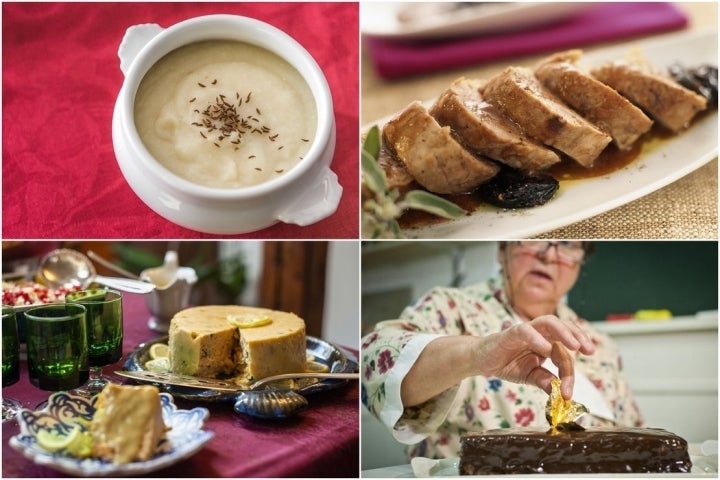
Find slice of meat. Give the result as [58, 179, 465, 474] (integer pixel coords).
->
[536, 51, 653, 150]
[377, 144, 417, 195]
[592, 61, 708, 132]
[430, 77, 561, 172]
[483, 66, 612, 167]
[382, 101, 499, 194]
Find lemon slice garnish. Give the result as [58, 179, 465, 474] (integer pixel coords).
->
[66, 428, 93, 458]
[149, 343, 169, 360]
[36, 426, 90, 456]
[227, 314, 272, 328]
[145, 357, 170, 373]
[306, 361, 330, 373]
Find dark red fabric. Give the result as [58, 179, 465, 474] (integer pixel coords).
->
[1, 292, 359, 477]
[365, 2, 689, 79]
[2, 3, 359, 239]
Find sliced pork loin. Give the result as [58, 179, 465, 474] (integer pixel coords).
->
[536, 50, 653, 150]
[377, 144, 417, 196]
[382, 101, 499, 195]
[430, 77, 561, 172]
[483, 66, 612, 167]
[592, 61, 707, 132]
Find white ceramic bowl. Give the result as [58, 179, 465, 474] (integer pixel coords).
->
[112, 15, 342, 234]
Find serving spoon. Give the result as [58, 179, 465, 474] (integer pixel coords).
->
[38, 249, 156, 294]
[235, 372, 359, 419]
[87, 250, 140, 280]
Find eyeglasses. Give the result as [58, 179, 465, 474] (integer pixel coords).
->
[513, 241, 585, 265]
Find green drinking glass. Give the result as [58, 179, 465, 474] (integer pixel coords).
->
[24, 304, 89, 391]
[65, 289, 123, 396]
[2, 305, 23, 421]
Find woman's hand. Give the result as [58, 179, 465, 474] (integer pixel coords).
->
[473, 315, 595, 400]
[400, 315, 594, 407]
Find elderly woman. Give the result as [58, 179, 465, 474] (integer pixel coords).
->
[361, 241, 643, 460]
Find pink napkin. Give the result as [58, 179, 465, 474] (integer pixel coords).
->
[365, 2, 689, 79]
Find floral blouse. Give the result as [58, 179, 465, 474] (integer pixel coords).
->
[361, 278, 643, 460]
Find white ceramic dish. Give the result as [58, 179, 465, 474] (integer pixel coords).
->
[360, 2, 592, 40]
[9, 391, 213, 477]
[113, 15, 341, 234]
[365, 30, 718, 239]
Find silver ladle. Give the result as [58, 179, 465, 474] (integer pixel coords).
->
[87, 250, 139, 280]
[39, 249, 156, 294]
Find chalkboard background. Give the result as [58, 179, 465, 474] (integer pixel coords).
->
[568, 241, 718, 321]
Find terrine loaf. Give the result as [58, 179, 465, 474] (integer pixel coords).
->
[383, 101, 500, 194]
[91, 384, 166, 464]
[482, 66, 612, 167]
[168, 305, 306, 383]
[459, 427, 692, 474]
[592, 61, 708, 132]
[535, 50, 654, 150]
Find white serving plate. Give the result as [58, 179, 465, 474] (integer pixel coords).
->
[365, 30, 718, 239]
[9, 391, 213, 477]
[360, 2, 592, 40]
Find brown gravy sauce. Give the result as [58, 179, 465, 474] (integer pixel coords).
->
[398, 121, 698, 230]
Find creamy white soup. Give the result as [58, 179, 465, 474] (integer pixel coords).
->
[134, 40, 317, 189]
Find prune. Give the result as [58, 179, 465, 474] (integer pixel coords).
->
[669, 63, 718, 108]
[478, 167, 559, 209]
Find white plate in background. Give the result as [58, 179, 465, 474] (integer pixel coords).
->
[361, 2, 593, 40]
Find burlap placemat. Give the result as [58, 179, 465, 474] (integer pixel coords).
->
[536, 158, 718, 239]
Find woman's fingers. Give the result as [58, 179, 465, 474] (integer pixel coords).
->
[526, 365, 556, 396]
[551, 341, 575, 400]
[491, 315, 597, 397]
[515, 318, 587, 399]
[532, 315, 595, 355]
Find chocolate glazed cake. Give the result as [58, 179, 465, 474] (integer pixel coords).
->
[459, 427, 692, 474]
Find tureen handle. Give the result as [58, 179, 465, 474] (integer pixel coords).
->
[118, 23, 164, 76]
[276, 169, 343, 226]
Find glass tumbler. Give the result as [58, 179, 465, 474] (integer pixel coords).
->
[66, 289, 123, 396]
[24, 304, 89, 391]
[2, 305, 23, 421]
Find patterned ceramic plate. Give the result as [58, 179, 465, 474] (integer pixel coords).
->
[9, 391, 213, 477]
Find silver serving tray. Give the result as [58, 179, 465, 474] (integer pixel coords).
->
[123, 335, 358, 402]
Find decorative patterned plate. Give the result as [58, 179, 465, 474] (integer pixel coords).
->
[9, 391, 213, 477]
[123, 335, 358, 402]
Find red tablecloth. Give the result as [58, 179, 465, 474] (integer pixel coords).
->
[2, 3, 359, 239]
[2, 293, 359, 477]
